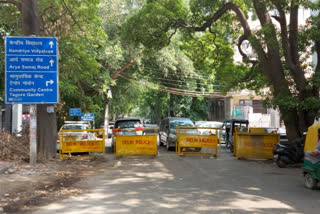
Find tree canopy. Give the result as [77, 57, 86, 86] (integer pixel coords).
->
[122, 0, 320, 141]
[2, 0, 319, 143]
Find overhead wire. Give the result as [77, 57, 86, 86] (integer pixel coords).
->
[120, 73, 221, 91]
[118, 73, 224, 98]
[133, 73, 220, 87]
[118, 73, 219, 94]
[141, 65, 216, 80]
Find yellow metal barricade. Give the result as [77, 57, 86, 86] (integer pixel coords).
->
[176, 126, 221, 157]
[59, 129, 105, 160]
[233, 128, 279, 159]
[114, 128, 158, 156]
[304, 122, 320, 153]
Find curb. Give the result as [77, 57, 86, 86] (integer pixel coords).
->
[0, 162, 15, 174]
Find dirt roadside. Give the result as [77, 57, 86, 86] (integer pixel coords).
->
[0, 155, 114, 214]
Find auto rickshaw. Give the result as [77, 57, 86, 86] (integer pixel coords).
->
[222, 119, 249, 152]
[303, 122, 320, 189]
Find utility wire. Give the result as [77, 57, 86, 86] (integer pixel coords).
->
[141, 65, 215, 80]
[118, 73, 223, 98]
[120, 73, 220, 91]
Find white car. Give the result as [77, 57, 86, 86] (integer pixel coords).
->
[57, 121, 93, 151]
[98, 122, 114, 138]
[195, 121, 223, 135]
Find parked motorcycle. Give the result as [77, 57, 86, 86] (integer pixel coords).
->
[273, 137, 305, 168]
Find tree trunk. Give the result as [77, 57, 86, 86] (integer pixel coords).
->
[37, 105, 57, 159]
[104, 99, 109, 138]
[3, 104, 12, 133]
[21, 0, 57, 159]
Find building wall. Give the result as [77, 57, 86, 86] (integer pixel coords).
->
[208, 91, 281, 128]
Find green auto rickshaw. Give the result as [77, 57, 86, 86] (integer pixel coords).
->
[303, 122, 320, 189]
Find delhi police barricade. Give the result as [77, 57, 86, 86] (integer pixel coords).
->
[233, 127, 280, 159]
[176, 126, 221, 157]
[58, 129, 105, 160]
[114, 128, 158, 156]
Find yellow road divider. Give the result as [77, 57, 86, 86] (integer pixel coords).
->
[114, 128, 158, 156]
[233, 127, 280, 159]
[176, 126, 221, 157]
[58, 129, 105, 160]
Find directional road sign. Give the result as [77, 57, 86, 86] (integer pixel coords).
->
[81, 113, 95, 121]
[5, 36, 58, 104]
[69, 108, 81, 116]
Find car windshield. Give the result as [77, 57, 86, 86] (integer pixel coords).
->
[170, 120, 194, 129]
[203, 122, 223, 128]
[61, 125, 87, 130]
[115, 120, 141, 129]
[195, 121, 206, 126]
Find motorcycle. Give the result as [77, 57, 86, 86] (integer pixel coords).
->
[273, 137, 305, 168]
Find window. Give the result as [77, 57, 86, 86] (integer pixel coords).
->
[252, 100, 267, 114]
[239, 100, 252, 106]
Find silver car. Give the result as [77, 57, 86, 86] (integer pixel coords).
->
[159, 117, 195, 150]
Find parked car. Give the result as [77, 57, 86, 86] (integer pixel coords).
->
[98, 121, 114, 138]
[111, 118, 144, 151]
[144, 123, 160, 145]
[108, 122, 115, 135]
[159, 117, 195, 150]
[57, 121, 93, 151]
[195, 121, 223, 135]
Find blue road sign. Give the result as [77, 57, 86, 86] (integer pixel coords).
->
[5, 36, 58, 104]
[81, 113, 95, 121]
[69, 108, 81, 116]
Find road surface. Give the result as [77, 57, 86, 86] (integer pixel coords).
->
[33, 146, 319, 214]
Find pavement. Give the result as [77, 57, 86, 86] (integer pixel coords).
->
[33, 146, 319, 214]
[0, 137, 153, 174]
[0, 138, 114, 174]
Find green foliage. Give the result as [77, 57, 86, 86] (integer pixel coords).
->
[0, 4, 22, 100]
[2, 0, 319, 130]
[122, 0, 187, 49]
[38, 0, 110, 127]
[301, 97, 320, 113]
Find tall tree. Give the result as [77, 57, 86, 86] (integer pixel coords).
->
[123, 0, 320, 141]
[0, 0, 57, 159]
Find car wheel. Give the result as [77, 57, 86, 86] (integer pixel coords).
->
[304, 173, 318, 189]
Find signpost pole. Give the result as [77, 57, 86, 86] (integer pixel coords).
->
[29, 104, 37, 165]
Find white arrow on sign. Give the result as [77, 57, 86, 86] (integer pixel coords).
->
[49, 41, 54, 48]
[46, 80, 54, 87]
[49, 59, 54, 66]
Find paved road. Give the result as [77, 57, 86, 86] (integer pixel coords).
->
[34, 146, 319, 214]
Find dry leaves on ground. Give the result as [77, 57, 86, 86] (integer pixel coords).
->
[0, 130, 30, 162]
